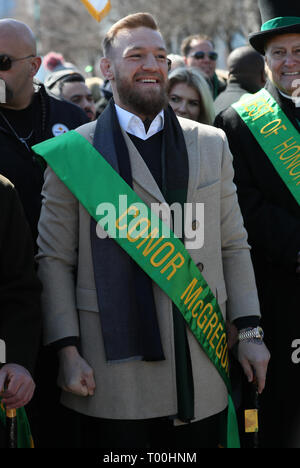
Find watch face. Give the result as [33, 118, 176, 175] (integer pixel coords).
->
[257, 327, 264, 339]
[255, 327, 264, 340]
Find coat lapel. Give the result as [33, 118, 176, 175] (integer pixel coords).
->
[178, 119, 200, 204]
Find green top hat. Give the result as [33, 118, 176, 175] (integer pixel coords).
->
[249, 0, 300, 55]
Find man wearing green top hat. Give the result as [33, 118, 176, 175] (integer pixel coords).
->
[215, 0, 300, 448]
[34, 12, 270, 449]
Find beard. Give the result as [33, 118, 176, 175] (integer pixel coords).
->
[115, 71, 168, 118]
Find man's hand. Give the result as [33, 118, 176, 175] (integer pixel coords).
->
[57, 346, 96, 397]
[296, 253, 300, 274]
[238, 341, 270, 394]
[0, 364, 35, 409]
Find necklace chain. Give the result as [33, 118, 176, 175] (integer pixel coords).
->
[0, 110, 34, 152]
[0, 84, 46, 152]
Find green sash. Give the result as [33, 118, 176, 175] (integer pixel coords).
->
[232, 88, 300, 205]
[33, 131, 240, 448]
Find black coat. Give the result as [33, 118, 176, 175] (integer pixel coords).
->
[214, 77, 264, 116]
[214, 82, 250, 116]
[215, 80, 300, 447]
[0, 85, 87, 447]
[0, 84, 88, 244]
[0, 175, 41, 374]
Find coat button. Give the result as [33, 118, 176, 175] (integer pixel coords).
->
[192, 220, 199, 231]
[196, 262, 204, 272]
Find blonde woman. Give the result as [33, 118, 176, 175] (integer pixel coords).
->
[167, 67, 215, 124]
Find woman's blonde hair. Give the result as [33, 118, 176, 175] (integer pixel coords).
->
[167, 67, 215, 125]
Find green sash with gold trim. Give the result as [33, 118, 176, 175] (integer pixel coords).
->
[33, 131, 240, 448]
[232, 88, 300, 205]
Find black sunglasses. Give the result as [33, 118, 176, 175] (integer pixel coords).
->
[0, 54, 35, 71]
[190, 51, 218, 61]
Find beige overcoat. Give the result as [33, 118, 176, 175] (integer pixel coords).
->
[36, 116, 260, 423]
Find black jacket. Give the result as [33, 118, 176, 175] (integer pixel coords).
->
[215, 80, 300, 447]
[0, 84, 89, 243]
[214, 82, 250, 116]
[0, 175, 41, 374]
[209, 72, 227, 100]
[215, 80, 300, 272]
[214, 77, 263, 116]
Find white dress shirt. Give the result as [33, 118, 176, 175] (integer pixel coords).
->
[115, 104, 164, 140]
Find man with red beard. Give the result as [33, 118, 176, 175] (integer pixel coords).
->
[35, 13, 269, 448]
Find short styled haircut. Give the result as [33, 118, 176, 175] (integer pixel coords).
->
[102, 12, 159, 57]
[180, 34, 214, 58]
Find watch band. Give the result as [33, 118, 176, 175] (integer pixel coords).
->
[238, 326, 264, 342]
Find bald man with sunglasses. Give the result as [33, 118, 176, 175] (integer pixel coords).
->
[0, 174, 41, 448]
[0, 18, 89, 447]
[0, 19, 88, 244]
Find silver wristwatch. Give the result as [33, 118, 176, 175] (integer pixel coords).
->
[238, 326, 264, 343]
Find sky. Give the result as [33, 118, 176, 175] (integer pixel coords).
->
[0, 0, 15, 17]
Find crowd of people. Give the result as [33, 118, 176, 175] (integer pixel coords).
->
[0, 0, 299, 449]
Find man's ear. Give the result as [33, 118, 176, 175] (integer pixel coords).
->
[31, 56, 42, 77]
[100, 57, 114, 80]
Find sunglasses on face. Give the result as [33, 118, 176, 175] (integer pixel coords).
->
[0, 54, 35, 71]
[190, 51, 218, 61]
